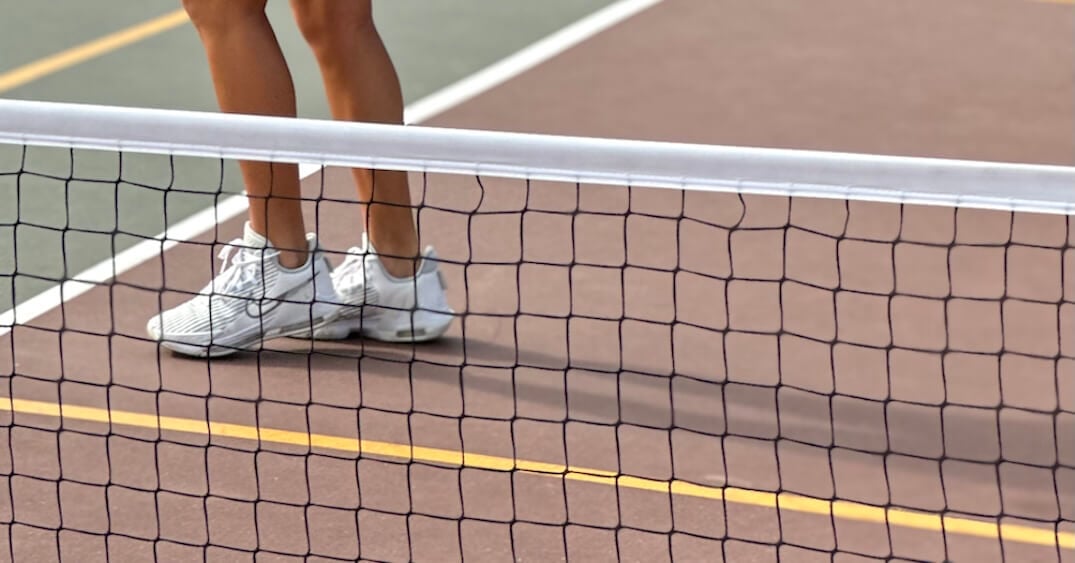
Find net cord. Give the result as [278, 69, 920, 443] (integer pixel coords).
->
[2, 98, 1074, 215]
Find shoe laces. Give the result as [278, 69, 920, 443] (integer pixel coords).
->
[210, 239, 276, 297]
[333, 245, 370, 287]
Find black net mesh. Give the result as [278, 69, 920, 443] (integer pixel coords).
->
[0, 143, 1072, 562]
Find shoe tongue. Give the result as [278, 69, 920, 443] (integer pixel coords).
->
[243, 222, 269, 249]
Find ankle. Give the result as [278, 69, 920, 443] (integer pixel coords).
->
[378, 254, 418, 279]
[367, 230, 420, 278]
[278, 249, 309, 270]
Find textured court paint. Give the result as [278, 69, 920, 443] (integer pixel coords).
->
[0, 195, 249, 335]
[0, 10, 189, 94]
[1, 396, 1071, 550]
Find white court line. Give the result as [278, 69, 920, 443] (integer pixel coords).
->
[0, 0, 663, 336]
[401, 0, 663, 126]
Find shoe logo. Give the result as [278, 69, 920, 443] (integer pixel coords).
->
[243, 281, 313, 319]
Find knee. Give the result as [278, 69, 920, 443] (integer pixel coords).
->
[182, 0, 266, 34]
[293, 2, 375, 58]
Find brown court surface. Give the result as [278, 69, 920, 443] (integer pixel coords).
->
[2, 0, 1074, 562]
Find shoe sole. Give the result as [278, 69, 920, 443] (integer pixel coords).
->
[306, 309, 454, 344]
[152, 313, 340, 358]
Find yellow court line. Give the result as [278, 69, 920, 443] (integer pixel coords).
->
[0, 9, 190, 94]
[1, 397, 1071, 550]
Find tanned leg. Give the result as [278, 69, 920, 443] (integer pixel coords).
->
[291, 0, 419, 277]
[183, 0, 308, 268]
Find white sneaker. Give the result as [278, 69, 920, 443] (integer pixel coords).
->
[146, 222, 341, 357]
[306, 234, 454, 343]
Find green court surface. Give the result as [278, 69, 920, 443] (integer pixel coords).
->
[0, 0, 619, 314]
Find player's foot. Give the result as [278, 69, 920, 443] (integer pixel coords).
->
[146, 222, 340, 358]
[304, 234, 454, 343]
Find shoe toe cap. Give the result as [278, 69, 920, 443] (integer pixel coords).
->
[146, 315, 163, 340]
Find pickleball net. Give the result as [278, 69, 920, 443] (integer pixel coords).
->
[0, 98, 1072, 562]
